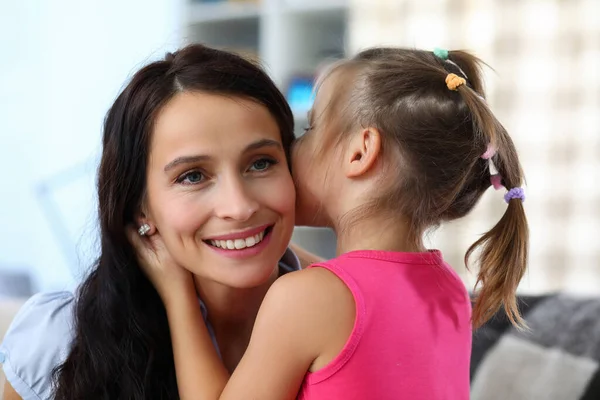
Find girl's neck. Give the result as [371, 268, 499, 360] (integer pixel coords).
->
[334, 213, 425, 256]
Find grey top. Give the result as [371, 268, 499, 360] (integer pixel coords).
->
[0, 248, 301, 400]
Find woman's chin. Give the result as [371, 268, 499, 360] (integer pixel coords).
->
[191, 252, 282, 289]
[216, 263, 280, 289]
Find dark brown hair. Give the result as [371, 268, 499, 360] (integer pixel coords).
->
[319, 48, 528, 328]
[53, 44, 294, 399]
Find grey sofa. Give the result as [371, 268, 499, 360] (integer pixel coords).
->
[471, 294, 600, 400]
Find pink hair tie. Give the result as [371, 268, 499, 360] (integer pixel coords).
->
[482, 143, 502, 190]
[481, 144, 496, 160]
[490, 174, 503, 190]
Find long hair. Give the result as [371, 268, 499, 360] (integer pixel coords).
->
[52, 44, 294, 399]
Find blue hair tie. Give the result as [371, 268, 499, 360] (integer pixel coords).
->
[433, 47, 449, 60]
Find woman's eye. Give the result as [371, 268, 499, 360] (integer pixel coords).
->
[249, 158, 277, 172]
[176, 171, 205, 185]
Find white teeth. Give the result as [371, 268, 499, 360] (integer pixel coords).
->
[208, 229, 268, 250]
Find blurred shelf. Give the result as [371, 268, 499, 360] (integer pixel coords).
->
[293, 112, 309, 137]
[284, 0, 348, 14]
[293, 111, 309, 121]
[186, 0, 348, 123]
[188, 1, 261, 24]
[292, 227, 337, 260]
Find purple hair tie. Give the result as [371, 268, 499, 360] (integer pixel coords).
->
[504, 187, 525, 203]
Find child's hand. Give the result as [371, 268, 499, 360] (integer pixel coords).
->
[126, 226, 195, 305]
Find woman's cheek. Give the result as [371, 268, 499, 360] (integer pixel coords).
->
[158, 194, 209, 236]
[258, 173, 296, 216]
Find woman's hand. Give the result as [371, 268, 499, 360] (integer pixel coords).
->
[126, 226, 195, 305]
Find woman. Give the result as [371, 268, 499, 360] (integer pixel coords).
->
[0, 44, 320, 400]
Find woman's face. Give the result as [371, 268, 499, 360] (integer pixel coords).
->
[144, 91, 295, 288]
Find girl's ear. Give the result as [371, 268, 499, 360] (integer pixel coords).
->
[344, 127, 382, 178]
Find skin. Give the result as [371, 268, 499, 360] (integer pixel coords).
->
[135, 73, 423, 400]
[130, 91, 347, 399]
[136, 91, 299, 372]
[2, 91, 325, 400]
[4, 73, 424, 400]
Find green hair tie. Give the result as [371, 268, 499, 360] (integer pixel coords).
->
[433, 47, 449, 60]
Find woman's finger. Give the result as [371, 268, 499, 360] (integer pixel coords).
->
[125, 224, 147, 253]
[146, 232, 166, 253]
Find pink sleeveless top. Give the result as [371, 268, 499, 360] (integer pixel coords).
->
[298, 250, 472, 400]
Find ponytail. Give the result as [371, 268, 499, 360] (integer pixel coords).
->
[466, 124, 528, 328]
[466, 193, 529, 328]
[447, 51, 529, 328]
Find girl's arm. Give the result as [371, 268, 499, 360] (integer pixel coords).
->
[127, 226, 352, 400]
[126, 226, 230, 396]
[165, 268, 355, 400]
[162, 279, 230, 398]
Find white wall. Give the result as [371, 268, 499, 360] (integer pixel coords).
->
[0, 0, 184, 293]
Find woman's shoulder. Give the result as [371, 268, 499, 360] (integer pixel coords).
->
[0, 291, 76, 400]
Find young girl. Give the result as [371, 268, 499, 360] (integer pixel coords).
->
[133, 47, 528, 399]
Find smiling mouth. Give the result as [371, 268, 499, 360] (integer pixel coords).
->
[204, 226, 273, 250]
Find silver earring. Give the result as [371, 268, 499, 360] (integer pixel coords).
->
[138, 223, 151, 236]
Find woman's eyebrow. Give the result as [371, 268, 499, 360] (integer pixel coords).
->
[243, 138, 282, 153]
[163, 139, 281, 173]
[164, 155, 210, 172]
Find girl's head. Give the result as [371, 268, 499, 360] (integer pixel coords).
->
[293, 47, 528, 328]
[54, 44, 295, 399]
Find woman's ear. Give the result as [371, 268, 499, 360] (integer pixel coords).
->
[344, 127, 382, 178]
[135, 206, 157, 236]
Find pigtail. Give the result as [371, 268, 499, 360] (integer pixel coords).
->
[466, 134, 529, 328]
[466, 186, 529, 329]
[453, 73, 529, 328]
[467, 124, 528, 328]
[446, 50, 486, 95]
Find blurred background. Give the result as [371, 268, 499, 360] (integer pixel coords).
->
[0, 0, 598, 299]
